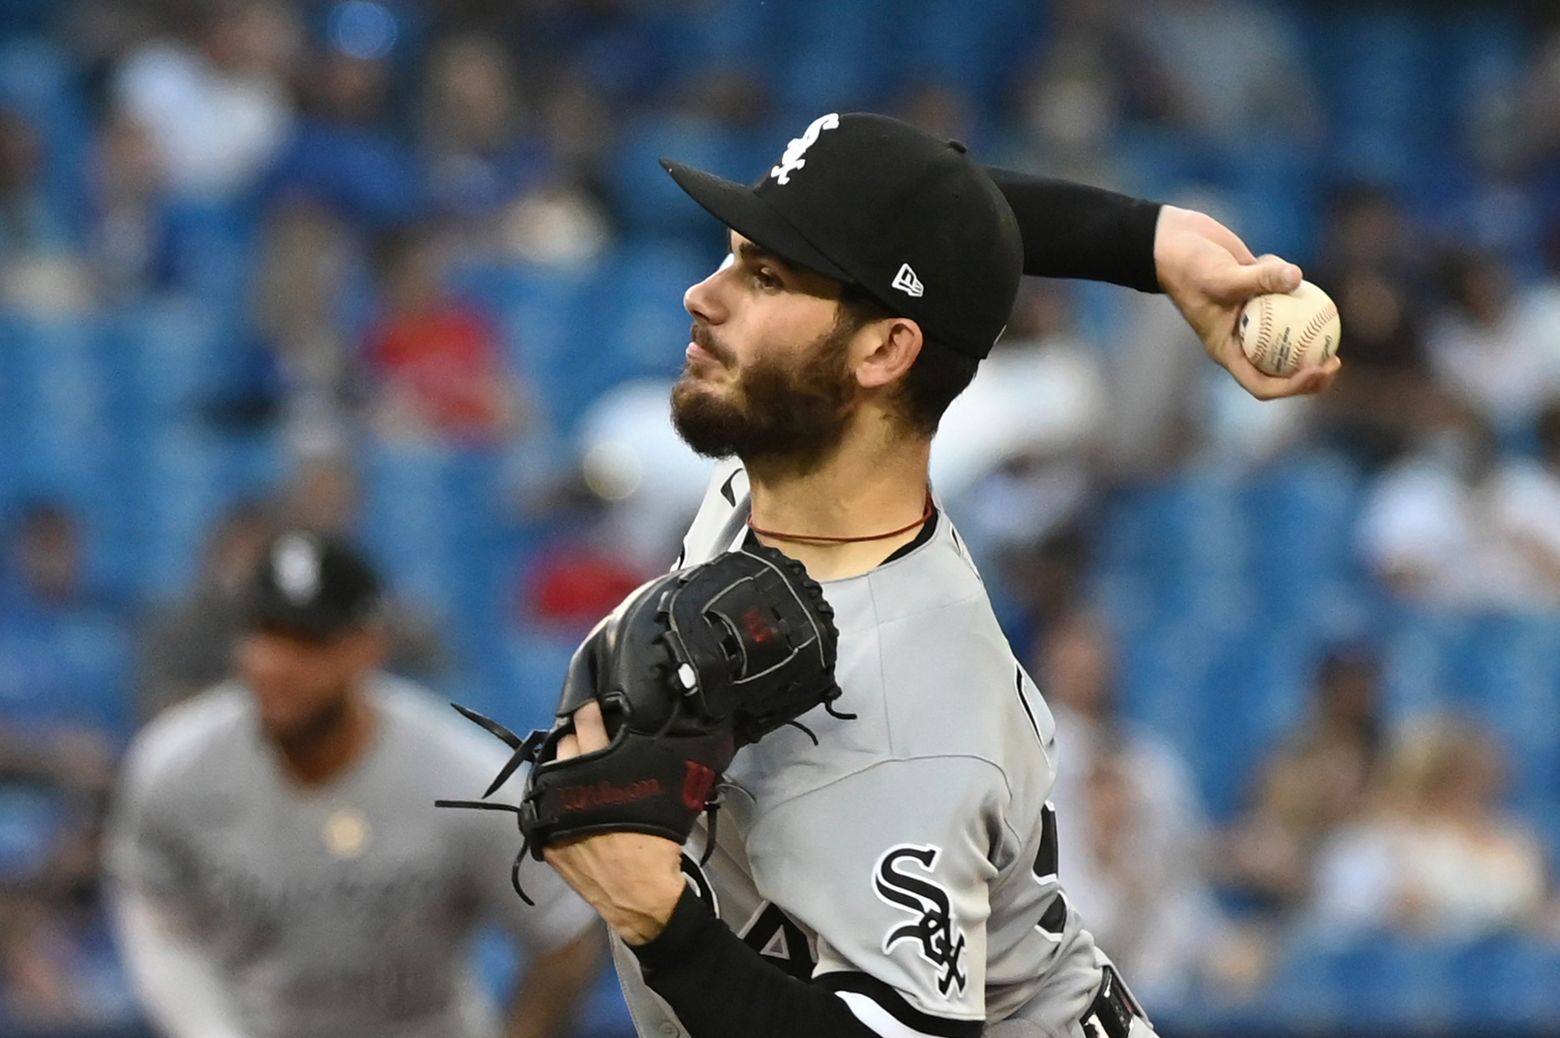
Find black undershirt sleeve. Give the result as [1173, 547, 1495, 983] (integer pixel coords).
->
[983, 167, 1164, 293]
[629, 888, 883, 1038]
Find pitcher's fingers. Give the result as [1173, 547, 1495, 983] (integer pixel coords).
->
[1211, 254, 1303, 303]
[571, 700, 610, 753]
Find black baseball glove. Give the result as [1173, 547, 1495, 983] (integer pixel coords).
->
[436, 543, 849, 902]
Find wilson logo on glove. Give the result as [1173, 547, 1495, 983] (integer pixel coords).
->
[435, 544, 851, 904]
[559, 779, 662, 812]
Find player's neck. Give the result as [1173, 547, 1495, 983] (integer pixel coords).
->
[745, 430, 932, 581]
[276, 689, 378, 787]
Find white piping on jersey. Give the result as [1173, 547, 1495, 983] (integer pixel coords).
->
[834, 991, 973, 1038]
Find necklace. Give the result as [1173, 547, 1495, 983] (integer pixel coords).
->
[746, 491, 934, 545]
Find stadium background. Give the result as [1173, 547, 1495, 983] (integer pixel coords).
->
[2, 0, 1559, 1035]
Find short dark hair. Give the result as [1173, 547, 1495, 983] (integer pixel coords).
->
[837, 283, 980, 435]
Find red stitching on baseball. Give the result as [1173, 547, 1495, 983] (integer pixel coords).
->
[1298, 303, 1337, 356]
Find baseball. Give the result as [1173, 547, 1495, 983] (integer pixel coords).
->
[1238, 280, 1341, 377]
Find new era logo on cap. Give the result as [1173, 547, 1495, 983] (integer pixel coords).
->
[892, 263, 924, 298]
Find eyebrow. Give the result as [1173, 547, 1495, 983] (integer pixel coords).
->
[730, 236, 792, 274]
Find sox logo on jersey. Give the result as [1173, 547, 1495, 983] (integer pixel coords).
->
[873, 844, 968, 998]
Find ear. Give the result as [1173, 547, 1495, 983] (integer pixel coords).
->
[853, 317, 924, 390]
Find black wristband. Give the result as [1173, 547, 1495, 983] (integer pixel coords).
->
[630, 885, 718, 973]
[984, 167, 1163, 293]
[627, 887, 881, 1038]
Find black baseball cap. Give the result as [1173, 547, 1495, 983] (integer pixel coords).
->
[244, 531, 382, 641]
[662, 112, 1023, 359]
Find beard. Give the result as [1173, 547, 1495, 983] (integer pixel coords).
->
[263, 689, 353, 755]
[671, 319, 858, 472]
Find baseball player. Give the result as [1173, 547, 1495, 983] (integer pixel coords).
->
[485, 113, 1337, 1038]
[105, 532, 601, 1038]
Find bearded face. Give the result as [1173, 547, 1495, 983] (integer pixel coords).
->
[671, 313, 861, 471]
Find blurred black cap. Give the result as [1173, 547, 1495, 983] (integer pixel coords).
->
[245, 531, 382, 641]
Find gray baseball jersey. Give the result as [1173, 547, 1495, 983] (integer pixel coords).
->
[611, 461, 1126, 1038]
[105, 675, 595, 1038]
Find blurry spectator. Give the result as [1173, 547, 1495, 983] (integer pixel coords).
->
[0, 110, 73, 256]
[1518, 21, 1560, 174]
[113, 0, 299, 197]
[895, 82, 979, 146]
[0, 505, 130, 1028]
[1488, 398, 1560, 600]
[217, 198, 358, 449]
[1312, 716, 1549, 937]
[0, 502, 89, 619]
[1118, 0, 1320, 142]
[137, 499, 278, 720]
[1033, 609, 1209, 896]
[278, 453, 451, 679]
[86, 109, 173, 298]
[1031, 608, 1221, 1003]
[261, 29, 422, 229]
[1001, 32, 1128, 188]
[519, 498, 656, 635]
[935, 283, 1105, 623]
[106, 532, 601, 1037]
[936, 282, 1104, 505]
[1219, 645, 1386, 916]
[1425, 248, 1560, 438]
[282, 450, 363, 535]
[0, 826, 133, 1030]
[420, 35, 550, 226]
[1359, 407, 1560, 609]
[1062, 750, 1230, 1006]
[365, 227, 525, 446]
[1310, 184, 1440, 468]
[0, 503, 131, 736]
[420, 38, 612, 268]
[0, 110, 92, 314]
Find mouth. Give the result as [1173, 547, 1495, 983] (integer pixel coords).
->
[688, 325, 731, 367]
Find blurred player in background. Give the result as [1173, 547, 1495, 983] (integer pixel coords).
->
[104, 531, 600, 1038]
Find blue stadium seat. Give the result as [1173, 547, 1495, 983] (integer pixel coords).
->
[607, 116, 759, 238]
[768, 4, 893, 112]
[0, 612, 133, 738]
[499, 630, 581, 734]
[890, 0, 1040, 107]
[1269, 932, 1460, 1031]
[0, 787, 66, 882]
[1239, 452, 1369, 628]
[1311, 9, 1439, 186]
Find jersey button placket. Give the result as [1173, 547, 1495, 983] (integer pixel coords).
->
[657, 1023, 679, 1036]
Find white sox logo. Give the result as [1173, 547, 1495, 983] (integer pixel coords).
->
[770, 113, 840, 185]
[873, 844, 968, 998]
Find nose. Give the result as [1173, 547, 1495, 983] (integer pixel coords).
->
[238, 633, 294, 688]
[683, 255, 733, 324]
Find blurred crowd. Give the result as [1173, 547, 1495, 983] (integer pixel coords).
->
[3, 0, 1560, 1034]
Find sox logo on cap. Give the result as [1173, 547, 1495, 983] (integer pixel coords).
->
[770, 113, 840, 186]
